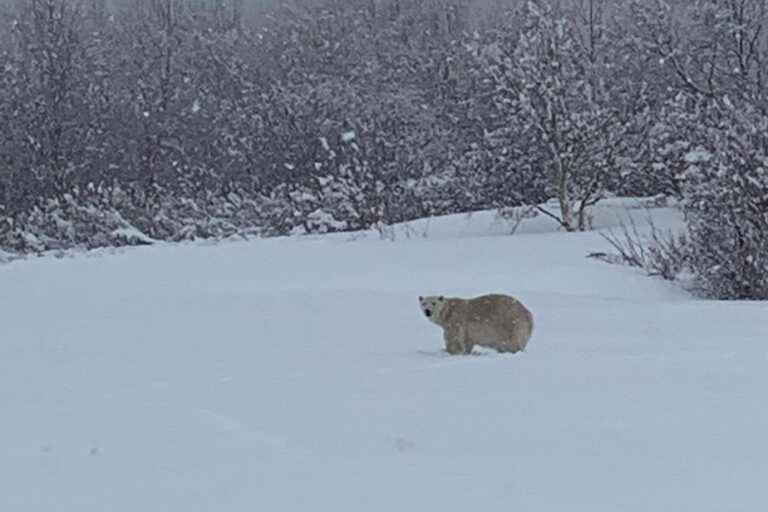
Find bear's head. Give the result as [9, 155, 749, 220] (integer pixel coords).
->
[418, 295, 446, 324]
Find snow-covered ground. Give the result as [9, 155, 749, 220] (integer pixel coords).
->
[2, 200, 766, 511]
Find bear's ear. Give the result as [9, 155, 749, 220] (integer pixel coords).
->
[418, 296, 423, 301]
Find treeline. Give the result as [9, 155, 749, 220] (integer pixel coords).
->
[0, 0, 766, 298]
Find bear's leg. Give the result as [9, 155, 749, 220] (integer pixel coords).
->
[444, 327, 468, 355]
[496, 341, 520, 354]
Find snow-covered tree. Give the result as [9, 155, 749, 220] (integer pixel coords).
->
[475, 0, 633, 230]
[2, 0, 764, 262]
[627, 0, 768, 106]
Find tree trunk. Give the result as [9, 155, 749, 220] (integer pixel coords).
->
[556, 158, 576, 231]
[577, 204, 590, 231]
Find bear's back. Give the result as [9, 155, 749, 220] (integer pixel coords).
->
[466, 293, 521, 318]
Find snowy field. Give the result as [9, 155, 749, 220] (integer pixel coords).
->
[2, 199, 767, 511]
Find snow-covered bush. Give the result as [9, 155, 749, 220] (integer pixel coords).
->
[0, 182, 275, 254]
[2, 187, 151, 253]
[605, 95, 768, 300]
[678, 102, 768, 299]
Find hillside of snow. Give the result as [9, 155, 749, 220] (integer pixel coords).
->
[1, 199, 766, 511]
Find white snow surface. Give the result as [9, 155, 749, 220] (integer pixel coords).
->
[2, 200, 767, 511]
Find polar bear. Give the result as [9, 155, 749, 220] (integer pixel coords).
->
[418, 294, 534, 355]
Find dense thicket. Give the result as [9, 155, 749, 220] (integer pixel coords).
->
[1, 0, 765, 298]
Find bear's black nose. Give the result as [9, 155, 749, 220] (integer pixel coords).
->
[425, 310, 432, 317]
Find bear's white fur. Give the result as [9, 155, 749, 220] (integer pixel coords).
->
[419, 294, 534, 355]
